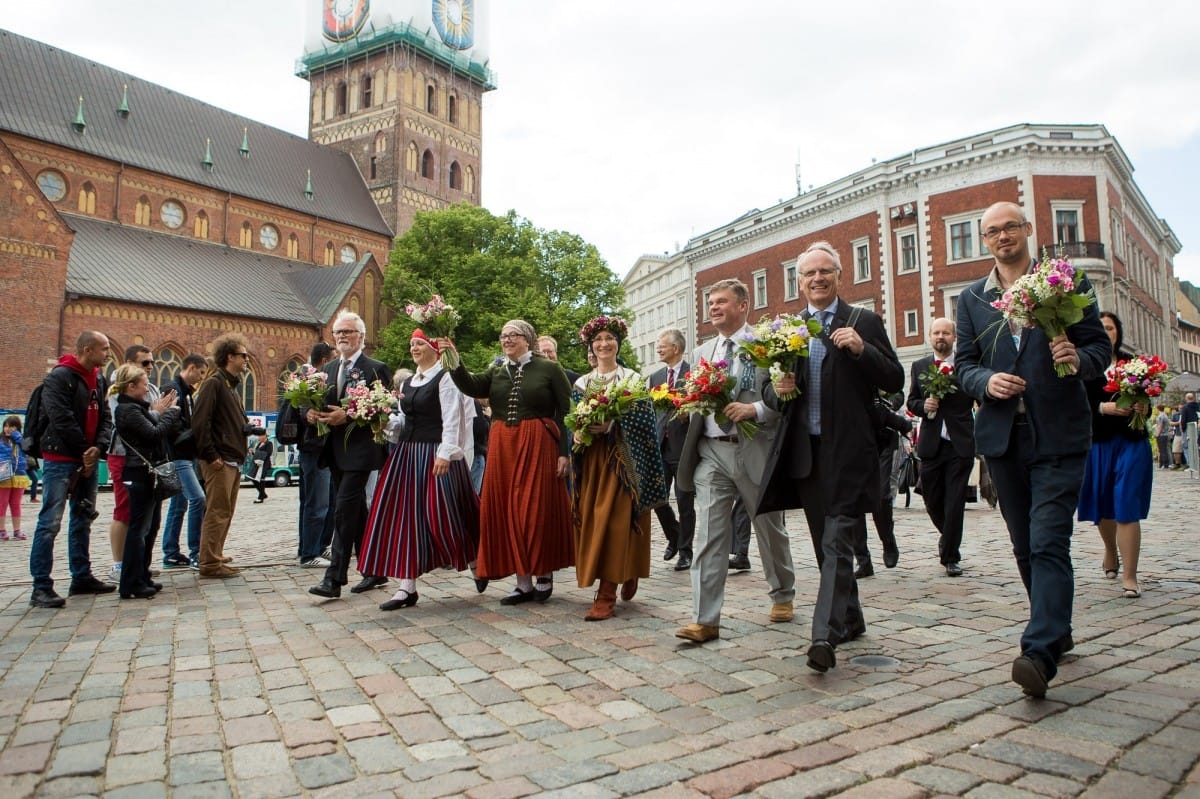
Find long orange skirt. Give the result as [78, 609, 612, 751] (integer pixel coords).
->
[476, 419, 574, 579]
[573, 439, 651, 587]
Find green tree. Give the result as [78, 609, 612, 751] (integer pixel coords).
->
[378, 204, 636, 375]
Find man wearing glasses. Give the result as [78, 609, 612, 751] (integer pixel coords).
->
[308, 310, 392, 599]
[955, 201, 1109, 698]
[192, 333, 256, 578]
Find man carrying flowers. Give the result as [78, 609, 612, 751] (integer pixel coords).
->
[955, 201, 1110, 699]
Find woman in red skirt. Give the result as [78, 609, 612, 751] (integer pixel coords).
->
[442, 320, 574, 605]
[358, 330, 480, 610]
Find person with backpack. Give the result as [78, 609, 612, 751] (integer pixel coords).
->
[160, 353, 208, 569]
[28, 330, 117, 608]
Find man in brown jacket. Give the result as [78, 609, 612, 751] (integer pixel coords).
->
[192, 333, 255, 578]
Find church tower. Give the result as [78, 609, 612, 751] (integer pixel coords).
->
[299, 1, 494, 238]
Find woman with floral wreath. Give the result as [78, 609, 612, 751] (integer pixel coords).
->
[441, 320, 574, 605]
[570, 316, 667, 620]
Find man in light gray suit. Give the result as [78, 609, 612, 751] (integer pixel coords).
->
[674, 279, 795, 642]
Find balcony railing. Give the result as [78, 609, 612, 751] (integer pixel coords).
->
[1038, 241, 1105, 260]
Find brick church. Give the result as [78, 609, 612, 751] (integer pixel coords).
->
[0, 0, 493, 411]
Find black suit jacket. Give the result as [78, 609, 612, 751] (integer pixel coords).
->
[321, 354, 391, 472]
[906, 355, 976, 460]
[646, 360, 690, 465]
[757, 302, 904, 516]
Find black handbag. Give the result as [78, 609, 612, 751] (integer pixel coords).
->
[127, 445, 184, 501]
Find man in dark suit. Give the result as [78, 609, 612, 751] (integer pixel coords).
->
[308, 310, 392, 599]
[646, 329, 693, 571]
[956, 201, 1110, 698]
[759, 241, 903, 673]
[906, 317, 976, 577]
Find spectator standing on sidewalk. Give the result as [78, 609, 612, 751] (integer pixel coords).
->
[160, 353, 207, 570]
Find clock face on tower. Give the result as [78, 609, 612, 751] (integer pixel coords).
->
[260, 224, 280, 250]
[161, 200, 185, 229]
[433, 0, 474, 50]
[323, 0, 370, 43]
[37, 170, 67, 202]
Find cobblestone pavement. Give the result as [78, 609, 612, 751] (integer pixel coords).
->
[1, 471, 1198, 798]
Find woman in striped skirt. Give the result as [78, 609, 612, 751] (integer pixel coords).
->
[358, 330, 480, 610]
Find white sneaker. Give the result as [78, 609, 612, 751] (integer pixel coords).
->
[108, 563, 122, 582]
[300, 556, 332, 568]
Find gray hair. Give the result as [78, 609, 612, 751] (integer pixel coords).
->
[799, 240, 842, 272]
[659, 328, 686, 350]
[334, 309, 366, 335]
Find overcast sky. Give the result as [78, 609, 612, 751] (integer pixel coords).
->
[6, 1, 1199, 284]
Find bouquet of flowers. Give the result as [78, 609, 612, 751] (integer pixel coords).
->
[564, 375, 648, 453]
[1104, 354, 1170, 431]
[917, 359, 958, 419]
[341, 379, 399, 445]
[989, 252, 1095, 377]
[736, 313, 825, 401]
[281, 365, 331, 437]
[673, 358, 757, 440]
[405, 293, 462, 369]
[648, 382, 682, 414]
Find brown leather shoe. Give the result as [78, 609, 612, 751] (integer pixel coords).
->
[585, 580, 617, 621]
[769, 601, 794, 622]
[199, 565, 240, 579]
[675, 623, 719, 643]
[620, 578, 638, 602]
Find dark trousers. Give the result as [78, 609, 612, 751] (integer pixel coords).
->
[853, 447, 899, 565]
[986, 422, 1082, 679]
[653, 459, 695, 555]
[919, 442, 973, 565]
[798, 435, 864, 645]
[323, 467, 373, 586]
[122, 480, 161, 595]
[729, 498, 751, 557]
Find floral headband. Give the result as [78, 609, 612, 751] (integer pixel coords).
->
[579, 315, 628, 344]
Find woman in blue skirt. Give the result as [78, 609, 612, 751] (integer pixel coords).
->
[359, 330, 480, 610]
[1078, 312, 1152, 598]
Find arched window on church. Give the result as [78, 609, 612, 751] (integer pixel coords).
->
[239, 222, 252, 248]
[449, 161, 462, 190]
[421, 150, 434, 180]
[324, 241, 335, 266]
[464, 166, 476, 196]
[78, 182, 96, 215]
[405, 141, 418, 173]
[154, 347, 182, 389]
[425, 84, 437, 115]
[374, 132, 386, 153]
[335, 81, 348, 116]
[135, 196, 151, 226]
[361, 74, 373, 108]
[287, 233, 299, 259]
[238, 364, 257, 412]
[194, 210, 209, 239]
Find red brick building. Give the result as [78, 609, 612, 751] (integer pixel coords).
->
[0, 28, 398, 411]
[684, 124, 1181, 372]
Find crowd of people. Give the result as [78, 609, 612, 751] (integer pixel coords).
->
[15, 201, 1192, 701]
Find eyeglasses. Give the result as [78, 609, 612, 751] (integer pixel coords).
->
[799, 267, 837, 279]
[139, 360, 154, 368]
[499, 333, 524, 341]
[332, 329, 360, 336]
[981, 221, 1027, 240]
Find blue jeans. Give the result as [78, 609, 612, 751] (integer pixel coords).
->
[297, 450, 330, 561]
[161, 459, 205, 561]
[30, 459, 98, 592]
[470, 454, 486, 494]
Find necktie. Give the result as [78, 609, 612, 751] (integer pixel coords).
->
[337, 358, 349, 395]
[666, 366, 675, 388]
[719, 339, 735, 434]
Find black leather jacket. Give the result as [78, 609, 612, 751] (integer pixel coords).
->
[39, 364, 113, 460]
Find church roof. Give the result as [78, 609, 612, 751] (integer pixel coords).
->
[63, 214, 370, 326]
[0, 28, 393, 238]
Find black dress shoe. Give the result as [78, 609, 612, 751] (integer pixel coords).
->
[728, 555, 751, 571]
[308, 579, 342, 598]
[500, 587, 536, 606]
[474, 578, 489, 594]
[380, 590, 418, 611]
[149, 581, 163, 592]
[854, 563, 875, 579]
[1012, 654, 1049, 698]
[350, 576, 388, 593]
[120, 587, 157, 600]
[806, 640, 836, 673]
[945, 563, 963, 577]
[533, 581, 553, 602]
[674, 554, 692, 571]
[68, 575, 117, 595]
[883, 546, 899, 568]
[833, 620, 866, 646]
[30, 588, 66, 608]
[1055, 633, 1075, 664]
[663, 544, 678, 562]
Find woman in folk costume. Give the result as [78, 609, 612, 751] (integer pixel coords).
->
[570, 316, 667, 621]
[441, 320, 574, 605]
[358, 330, 480, 610]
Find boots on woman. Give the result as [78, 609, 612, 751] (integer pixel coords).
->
[620, 577, 638, 601]
[585, 580, 618, 621]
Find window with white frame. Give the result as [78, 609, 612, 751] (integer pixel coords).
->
[904, 309, 918, 337]
[783, 260, 799, 300]
[702, 288, 711, 322]
[939, 280, 974, 322]
[1110, 209, 1124, 262]
[1050, 201, 1085, 244]
[852, 238, 871, 283]
[753, 269, 768, 309]
[897, 229, 918, 273]
[944, 211, 988, 263]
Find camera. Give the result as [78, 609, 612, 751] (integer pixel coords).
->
[67, 467, 100, 521]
